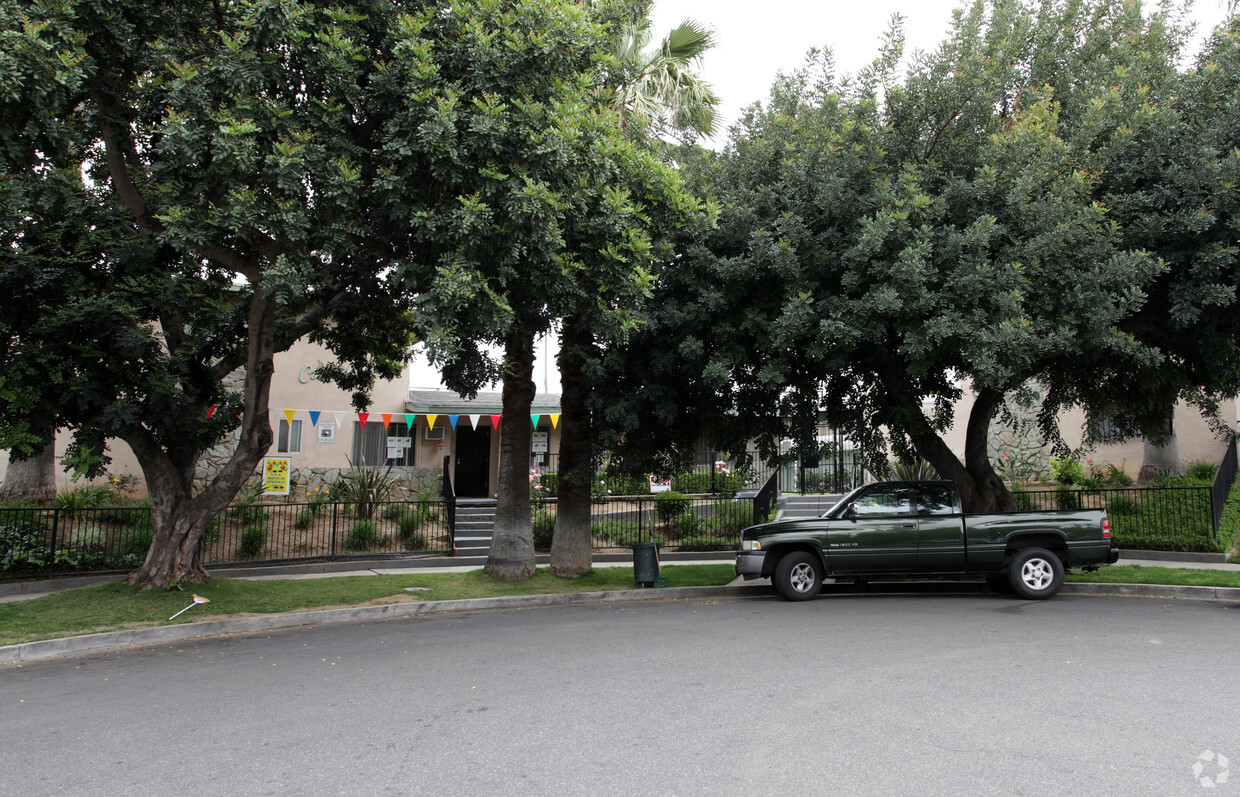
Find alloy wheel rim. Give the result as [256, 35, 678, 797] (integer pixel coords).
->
[790, 562, 815, 593]
[1021, 558, 1053, 590]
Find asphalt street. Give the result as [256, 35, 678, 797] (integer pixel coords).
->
[2, 592, 1238, 796]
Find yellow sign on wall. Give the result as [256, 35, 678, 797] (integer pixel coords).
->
[262, 457, 292, 495]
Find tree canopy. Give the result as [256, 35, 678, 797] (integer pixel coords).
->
[0, 0, 652, 585]
[601, 0, 1240, 511]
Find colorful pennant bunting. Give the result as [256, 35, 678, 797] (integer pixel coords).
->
[531, 414, 541, 428]
[308, 410, 321, 427]
[426, 414, 438, 430]
[358, 412, 369, 429]
[381, 413, 393, 430]
[490, 414, 501, 429]
[468, 414, 481, 429]
[550, 413, 560, 429]
[449, 415, 460, 430]
[283, 409, 297, 425]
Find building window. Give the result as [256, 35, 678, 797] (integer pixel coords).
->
[352, 422, 414, 466]
[277, 419, 302, 454]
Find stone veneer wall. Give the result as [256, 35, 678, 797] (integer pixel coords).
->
[986, 387, 1051, 482]
[193, 429, 441, 501]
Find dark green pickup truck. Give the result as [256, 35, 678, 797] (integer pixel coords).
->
[735, 480, 1119, 600]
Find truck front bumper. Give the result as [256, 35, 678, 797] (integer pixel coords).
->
[735, 551, 767, 580]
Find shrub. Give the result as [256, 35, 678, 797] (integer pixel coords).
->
[61, 523, 110, 552]
[1013, 485, 1033, 511]
[602, 470, 649, 495]
[537, 473, 559, 496]
[54, 484, 115, 511]
[121, 524, 154, 560]
[295, 508, 317, 529]
[1187, 461, 1218, 481]
[0, 519, 49, 572]
[97, 501, 150, 526]
[1055, 487, 1080, 510]
[675, 533, 738, 552]
[705, 501, 754, 536]
[591, 518, 639, 544]
[344, 520, 384, 552]
[333, 460, 398, 521]
[532, 512, 556, 550]
[655, 491, 691, 522]
[1106, 496, 1141, 517]
[1109, 482, 1218, 552]
[669, 511, 703, 539]
[1100, 463, 1133, 487]
[1050, 456, 1084, 486]
[892, 457, 939, 480]
[239, 522, 267, 558]
[230, 502, 266, 525]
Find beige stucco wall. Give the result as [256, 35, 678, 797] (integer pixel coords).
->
[933, 383, 1239, 480]
[0, 339, 417, 497]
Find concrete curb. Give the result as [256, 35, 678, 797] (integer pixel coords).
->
[0, 584, 769, 665]
[4, 580, 1237, 665]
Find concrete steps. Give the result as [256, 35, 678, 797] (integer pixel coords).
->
[453, 501, 496, 556]
[779, 494, 845, 520]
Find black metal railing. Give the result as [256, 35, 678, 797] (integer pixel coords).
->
[0, 499, 458, 580]
[753, 470, 779, 526]
[1012, 485, 1218, 552]
[556, 494, 759, 551]
[1211, 437, 1238, 537]
[442, 454, 456, 554]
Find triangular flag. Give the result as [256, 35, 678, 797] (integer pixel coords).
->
[381, 413, 393, 430]
[427, 414, 438, 430]
[550, 413, 560, 429]
[283, 409, 296, 425]
[308, 410, 321, 427]
[334, 411, 346, 428]
[469, 414, 481, 429]
[449, 414, 460, 430]
[358, 412, 369, 428]
[531, 414, 541, 428]
[207, 405, 217, 418]
[489, 414, 501, 429]
[404, 413, 416, 429]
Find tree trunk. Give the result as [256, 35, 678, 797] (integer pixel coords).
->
[486, 331, 537, 580]
[550, 316, 594, 577]
[124, 288, 280, 588]
[1138, 402, 1184, 482]
[901, 386, 1016, 514]
[2, 424, 56, 504]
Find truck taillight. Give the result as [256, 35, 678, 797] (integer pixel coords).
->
[1101, 517, 1111, 539]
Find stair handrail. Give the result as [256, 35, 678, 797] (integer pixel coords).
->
[753, 469, 779, 526]
[442, 455, 456, 554]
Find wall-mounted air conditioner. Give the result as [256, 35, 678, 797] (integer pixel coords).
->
[425, 426, 445, 441]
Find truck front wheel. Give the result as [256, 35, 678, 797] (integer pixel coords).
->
[774, 552, 823, 601]
[1007, 547, 1064, 599]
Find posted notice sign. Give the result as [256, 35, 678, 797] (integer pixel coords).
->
[262, 457, 292, 495]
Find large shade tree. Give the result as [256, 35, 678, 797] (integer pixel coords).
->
[599, 0, 1223, 513]
[548, 0, 718, 577]
[0, 0, 637, 586]
[409, 1, 702, 580]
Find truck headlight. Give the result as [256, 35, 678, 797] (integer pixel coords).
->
[742, 539, 761, 551]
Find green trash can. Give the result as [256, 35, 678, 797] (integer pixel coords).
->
[633, 541, 659, 587]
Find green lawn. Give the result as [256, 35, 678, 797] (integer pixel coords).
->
[1066, 564, 1240, 589]
[0, 564, 736, 648]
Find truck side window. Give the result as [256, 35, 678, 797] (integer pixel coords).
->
[850, 486, 914, 517]
[918, 484, 956, 516]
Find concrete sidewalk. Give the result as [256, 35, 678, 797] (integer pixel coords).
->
[3, 551, 1239, 665]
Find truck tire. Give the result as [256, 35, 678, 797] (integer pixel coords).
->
[1007, 547, 1064, 599]
[774, 551, 823, 601]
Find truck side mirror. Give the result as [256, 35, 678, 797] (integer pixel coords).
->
[843, 503, 857, 519]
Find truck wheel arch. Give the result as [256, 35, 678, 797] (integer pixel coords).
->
[764, 543, 827, 579]
[1003, 533, 1070, 568]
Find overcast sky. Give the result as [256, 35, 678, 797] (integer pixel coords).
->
[409, 0, 1233, 393]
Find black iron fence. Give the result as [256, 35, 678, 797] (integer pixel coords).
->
[1211, 437, 1238, 535]
[1013, 485, 1219, 552]
[546, 494, 760, 551]
[531, 450, 858, 497]
[0, 499, 456, 580]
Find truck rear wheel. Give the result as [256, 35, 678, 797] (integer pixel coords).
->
[774, 551, 823, 601]
[1007, 547, 1064, 599]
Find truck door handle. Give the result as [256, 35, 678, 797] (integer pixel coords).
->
[902, 523, 916, 530]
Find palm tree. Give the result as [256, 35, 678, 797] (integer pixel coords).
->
[605, 0, 719, 144]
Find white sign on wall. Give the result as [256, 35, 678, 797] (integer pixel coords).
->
[532, 431, 549, 454]
[317, 419, 337, 444]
